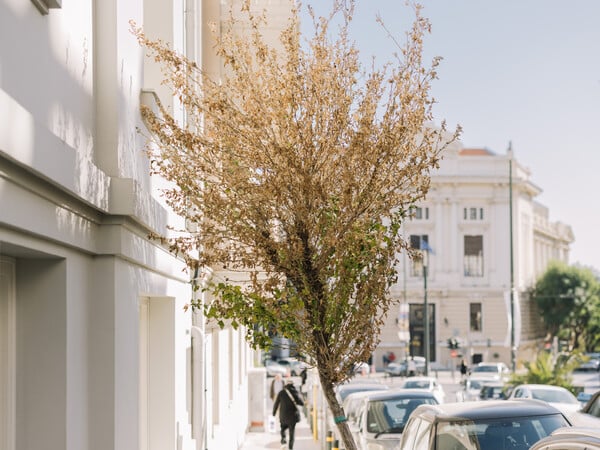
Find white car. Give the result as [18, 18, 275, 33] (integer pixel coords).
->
[384, 356, 426, 377]
[470, 362, 511, 380]
[571, 390, 600, 427]
[399, 376, 446, 403]
[340, 391, 378, 443]
[507, 384, 581, 415]
[355, 389, 439, 450]
[275, 357, 308, 376]
[264, 359, 289, 377]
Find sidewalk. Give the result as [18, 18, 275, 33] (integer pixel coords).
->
[240, 414, 320, 450]
[238, 369, 461, 449]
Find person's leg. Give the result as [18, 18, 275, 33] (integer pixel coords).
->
[288, 422, 296, 449]
[280, 422, 288, 444]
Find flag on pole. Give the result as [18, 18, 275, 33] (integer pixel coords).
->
[420, 240, 435, 254]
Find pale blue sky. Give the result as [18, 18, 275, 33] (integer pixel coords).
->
[301, 1, 600, 271]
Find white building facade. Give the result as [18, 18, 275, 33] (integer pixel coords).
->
[0, 0, 295, 449]
[377, 142, 573, 371]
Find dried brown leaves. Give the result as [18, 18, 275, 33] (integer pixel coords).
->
[133, 0, 458, 383]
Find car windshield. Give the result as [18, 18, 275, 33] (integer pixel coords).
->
[367, 398, 437, 435]
[468, 381, 483, 390]
[531, 389, 578, 404]
[404, 381, 430, 389]
[434, 414, 570, 450]
[473, 366, 498, 373]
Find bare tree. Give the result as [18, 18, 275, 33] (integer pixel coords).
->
[133, 1, 457, 448]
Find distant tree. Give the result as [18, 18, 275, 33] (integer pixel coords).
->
[531, 261, 600, 351]
[133, 1, 457, 448]
[509, 351, 583, 395]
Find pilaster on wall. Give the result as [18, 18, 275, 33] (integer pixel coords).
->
[94, 0, 144, 179]
[0, 257, 16, 450]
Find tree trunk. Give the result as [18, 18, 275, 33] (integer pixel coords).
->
[319, 372, 358, 450]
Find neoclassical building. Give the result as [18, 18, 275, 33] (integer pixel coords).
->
[377, 141, 573, 371]
[0, 0, 291, 449]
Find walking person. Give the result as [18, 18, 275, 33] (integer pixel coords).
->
[460, 358, 468, 380]
[407, 356, 417, 377]
[272, 378, 304, 449]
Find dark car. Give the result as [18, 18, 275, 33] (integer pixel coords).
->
[529, 426, 600, 450]
[479, 381, 508, 400]
[399, 399, 572, 450]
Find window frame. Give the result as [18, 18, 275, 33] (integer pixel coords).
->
[463, 206, 485, 221]
[463, 235, 484, 277]
[470, 302, 482, 332]
[414, 207, 429, 220]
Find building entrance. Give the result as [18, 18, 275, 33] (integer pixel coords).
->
[409, 303, 435, 362]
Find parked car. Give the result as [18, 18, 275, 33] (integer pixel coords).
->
[469, 362, 510, 380]
[399, 376, 446, 403]
[274, 357, 307, 376]
[384, 356, 426, 377]
[335, 381, 389, 403]
[355, 389, 439, 450]
[506, 384, 581, 415]
[570, 390, 600, 426]
[399, 399, 572, 450]
[352, 361, 370, 375]
[479, 380, 509, 400]
[529, 426, 600, 450]
[339, 391, 378, 443]
[264, 359, 289, 377]
[577, 391, 592, 407]
[455, 377, 490, 402]
[576, 353, 600, 372]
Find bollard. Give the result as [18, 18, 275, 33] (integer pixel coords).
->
[326, 431, 333, 450]
[332, 439, 340, 450]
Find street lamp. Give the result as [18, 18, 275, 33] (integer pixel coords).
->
[423, 247, 430, 377]
[508, 143, 516, 373]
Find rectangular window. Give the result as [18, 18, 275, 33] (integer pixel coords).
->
[410, 206, 429, 220]
[464, 235, 483, 277]
[463, 207, 485, 220]
[470, 303, 482, 331]
[410, 234, 428, 277]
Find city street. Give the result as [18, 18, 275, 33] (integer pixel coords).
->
[242, 367, 600, 449]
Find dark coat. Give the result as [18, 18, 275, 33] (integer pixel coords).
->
[273, 383, 304, 425]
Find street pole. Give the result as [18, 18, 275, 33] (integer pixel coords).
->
[509, 143, 516, 373]
[423, 249, 429, 377]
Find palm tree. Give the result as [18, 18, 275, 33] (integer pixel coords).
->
[509, 351, 585, 395]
